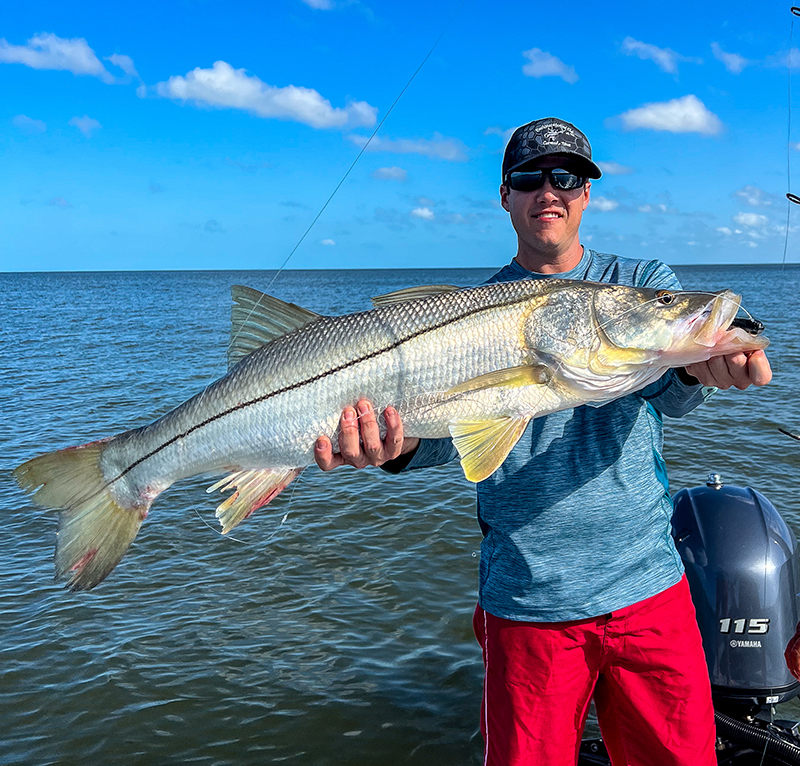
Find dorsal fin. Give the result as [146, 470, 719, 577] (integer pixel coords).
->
[371, 284, 461, 308]
[229, 285, 320, 368]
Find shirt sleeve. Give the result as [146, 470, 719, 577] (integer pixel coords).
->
[380, 436, 458, 474]
[635, 259, 717, 418]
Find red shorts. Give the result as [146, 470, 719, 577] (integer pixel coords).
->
[473, 576, 716, 766]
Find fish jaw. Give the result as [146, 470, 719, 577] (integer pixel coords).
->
[663, 290, 769, 366]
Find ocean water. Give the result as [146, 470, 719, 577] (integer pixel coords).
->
[1, 265, 799, 765]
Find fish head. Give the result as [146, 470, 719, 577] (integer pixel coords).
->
[591, 285, 769, 370]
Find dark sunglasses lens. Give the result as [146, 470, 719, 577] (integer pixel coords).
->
[508, 169, 585, 191]
[550, 170, 583, 190]
[508, 171, 544, 191]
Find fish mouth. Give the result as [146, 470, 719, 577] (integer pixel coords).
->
[690, 291, 768, 352]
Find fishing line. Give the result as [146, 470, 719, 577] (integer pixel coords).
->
[264, 1, 466, 292]
[193, 0, 466, 423]
[262, 469, 307, 542]
[192, 507, 248, 544]
[783, 7, 800, 267]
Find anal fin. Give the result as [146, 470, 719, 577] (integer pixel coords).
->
[207, 467, 302, 534]
[449, 416, 531, 483]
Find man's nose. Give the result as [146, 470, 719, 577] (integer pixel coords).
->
[535, 179, 559, 201]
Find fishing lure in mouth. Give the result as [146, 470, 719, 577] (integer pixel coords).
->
[729, 317, 765, 336]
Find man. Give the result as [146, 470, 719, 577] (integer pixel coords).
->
[315, 118, 772, 765]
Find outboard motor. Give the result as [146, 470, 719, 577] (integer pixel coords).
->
[672, 473, 800, 764]
[672, 474, 800, 708]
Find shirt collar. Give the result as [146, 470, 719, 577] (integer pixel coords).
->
[510, 247, 593, 280]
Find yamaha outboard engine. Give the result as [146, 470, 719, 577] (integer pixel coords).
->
[672, 474, 800, 707]
[672, 473, 800, 764]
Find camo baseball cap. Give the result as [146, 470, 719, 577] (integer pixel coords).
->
[502, 118, 602, 181]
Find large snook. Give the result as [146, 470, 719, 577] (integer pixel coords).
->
[15, 278, 768, 590]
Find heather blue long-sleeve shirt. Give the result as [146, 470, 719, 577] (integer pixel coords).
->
[401, 248, 713, 622]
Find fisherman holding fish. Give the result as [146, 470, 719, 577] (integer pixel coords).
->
[315, 118, 772, 766]
[15, 116, 774, 764]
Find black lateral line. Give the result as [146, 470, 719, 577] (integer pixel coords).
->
[109, 290, 537, 484]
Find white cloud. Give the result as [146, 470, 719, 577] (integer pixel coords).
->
[591, 197, 619, 212]
[302, 0, 333, 7]
[733, 185, 773, 207]
[156, 60, 377, 129]
[485, 125, 516, 144]
[320, 238, 336, 245]
[717, 227, 732, 235]
[411, 207, 435, 220]
[12, 114, 46, 134]
[69, 115, 102, 137]
[767, 48, 800, 69]
[711, 43, 750, 74]
[618, 95, 722, 135]
[372, 166, 407, 181]
[0, 32, 113, 82]
[733, 212, 768, 227]
[597, 161, 633, 175]
[106, 53, 138, 78]
[348, 132, 467, 161]
[521, 48, 578, 84]
[621, 37, 684, 73]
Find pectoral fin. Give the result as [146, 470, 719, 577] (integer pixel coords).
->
[445, 364, 553, 396]
[449, 416, 531, 483]
[207, 467, 303, 533]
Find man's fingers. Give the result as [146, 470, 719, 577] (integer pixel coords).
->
[383, 406, 405, 460]
[314, 435, 343, 471]
[356, 400, 385, 465]
[686, 350, 773, 390]
[706, 355, 737, 389]
[338, 407, 369, 468]
[723, 352, 751, 390]
[314, 401, 412, 471]
[747, 349, 772, 387]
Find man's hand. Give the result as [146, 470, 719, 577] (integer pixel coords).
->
[314, 399, 420, 471]
[786, 623, 800, 680]
[684, 350, 772, 390]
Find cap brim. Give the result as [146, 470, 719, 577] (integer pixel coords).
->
[505, 154, 602, 180]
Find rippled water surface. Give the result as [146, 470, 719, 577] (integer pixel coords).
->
[2, 265, 799, 765]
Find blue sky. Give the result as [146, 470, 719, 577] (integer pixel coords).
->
[2, 0, 799, 271]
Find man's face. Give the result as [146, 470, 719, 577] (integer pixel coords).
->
[500, 155, 591, 263]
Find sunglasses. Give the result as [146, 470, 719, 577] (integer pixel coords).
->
[505, 168, 587, 192]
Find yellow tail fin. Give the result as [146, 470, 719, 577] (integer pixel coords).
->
[14, 441, 149, 591]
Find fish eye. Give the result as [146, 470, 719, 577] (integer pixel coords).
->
[655, 290, 675, 306]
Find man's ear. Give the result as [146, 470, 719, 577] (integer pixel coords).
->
[582, 181, 591, 211]
[500, 184, 510, 212]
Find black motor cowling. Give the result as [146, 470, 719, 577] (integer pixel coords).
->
[672, 475, 800, 707]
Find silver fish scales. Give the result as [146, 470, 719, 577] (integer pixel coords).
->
[15, 278, 768, 590]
